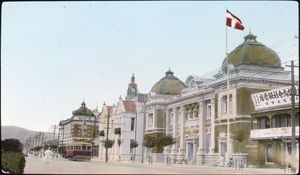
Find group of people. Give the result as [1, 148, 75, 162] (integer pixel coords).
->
[214, 155, 234, 167]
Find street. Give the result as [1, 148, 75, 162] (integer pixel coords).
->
[24, 155, 288, 174]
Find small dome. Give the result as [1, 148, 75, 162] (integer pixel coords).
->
[151, 69, 186, 95]
[72, 102, 95, 116]
[222, 33, 281, 69]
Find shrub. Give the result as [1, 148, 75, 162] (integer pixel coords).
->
[1, 151, 26, 174]
[161, 135, 176, 147]
[1, 138, 23, 152]
[130, 140, 138, 148]
[114, 128, 121, 135]
[103, 139, 114, 148]
[143, 133, 176, 153]
[117, 139, 122, 146]
[99, 130, 105, 137]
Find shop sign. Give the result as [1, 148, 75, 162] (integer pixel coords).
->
[251, 86, 299, 111]
[250, 126, 299, 140]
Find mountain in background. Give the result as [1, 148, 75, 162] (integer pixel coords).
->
[1, 125, 54, 144]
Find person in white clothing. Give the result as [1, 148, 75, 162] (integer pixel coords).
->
[44, 147, 53, 164]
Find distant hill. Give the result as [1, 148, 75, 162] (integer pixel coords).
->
[1, 125, 54, 144]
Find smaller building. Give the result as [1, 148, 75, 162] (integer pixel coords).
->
[250, 86, 299, 168]
[98, 74, 147, 161]
[58, 102, 99, 157]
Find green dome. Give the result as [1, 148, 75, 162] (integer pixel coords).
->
[72, 102, 95, 116]
[151, 69, 186, 95]
[223, 33, 281, 68]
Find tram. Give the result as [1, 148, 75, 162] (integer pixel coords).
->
[64, 142, 92, 161]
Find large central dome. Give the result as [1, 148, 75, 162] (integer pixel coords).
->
[222, 33, 281, 68]
[151, 69, 186, 95]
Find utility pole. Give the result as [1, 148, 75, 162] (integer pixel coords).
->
[133, 112, 138, 161]
[38, 132, 41, 146]
[105, 108, 110, 163]
[41, 133, 44, 147]
[53, 125, 57, 142]
[286, 60, 298, 155]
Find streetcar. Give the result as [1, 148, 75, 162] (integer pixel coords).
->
[64, 141, 92, 161]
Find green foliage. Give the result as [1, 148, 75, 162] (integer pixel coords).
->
[1, 151, 26, 174]
[1, 138, 23, 152]
[143, 133, 176, 153]
[58, 146, 66, 154]
[114, 128, 121, 135]
[32, 146, 43, 151]
[143, 134, 156, 148]
[161, 135, 176, 147]
[235, 132, 245, 142]
[103, 139, 114, 148]
[130, 140, 138, 148]
[117, 139, 122, 146]
[99, 130, 105, 137]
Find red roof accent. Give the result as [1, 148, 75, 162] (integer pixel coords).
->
[106, 106, 113, 113]
[122, 101, 136, 113]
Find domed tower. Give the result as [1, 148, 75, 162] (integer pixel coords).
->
[221, 32, 282, 74]
[72, 101, 95, 117]
[126, 74, 138, 100]
[151, 69, 186, 95]
[144, 69, 186, 155]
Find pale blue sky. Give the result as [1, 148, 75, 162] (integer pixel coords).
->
[1, 1, 298, 132]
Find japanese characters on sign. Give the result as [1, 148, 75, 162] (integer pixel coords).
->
[251, 86, 299, 111]
[250, 126, 299, 140]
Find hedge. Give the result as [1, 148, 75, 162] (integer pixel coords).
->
[1, 151, 26, 174]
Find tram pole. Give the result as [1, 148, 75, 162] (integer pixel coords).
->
[105, 109, 110, 163]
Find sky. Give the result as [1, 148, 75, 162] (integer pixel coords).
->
[1, 1, 299, 132]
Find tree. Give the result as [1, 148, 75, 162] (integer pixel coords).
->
[117, 139, 122, 146]
[234, 132, 245, 153]
[99, 130, 105, 137]
[114, 128, 121, 135]
[1, 138, 23, 152]
[161, 135, 176, 147]
[143, 133, 176, 153]
[130, 140, 138, 148]
[103, 139, 114, 148]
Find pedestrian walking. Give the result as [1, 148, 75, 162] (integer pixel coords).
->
[44, 147, 53, 164]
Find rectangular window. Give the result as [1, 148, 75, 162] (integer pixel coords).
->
[229, 94, 233, 114]
[222, 96, 228, 115]
[148, 113, 153, 128]
[131, 118, 135, 131]
[207, 105, 211, 120]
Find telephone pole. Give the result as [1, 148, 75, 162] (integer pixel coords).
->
[105, 104, 110, 163]
[286, 60, 298, 155]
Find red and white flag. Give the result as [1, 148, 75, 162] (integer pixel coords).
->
[226, 10, 244, 30]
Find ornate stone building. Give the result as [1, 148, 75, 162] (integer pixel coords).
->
[58, 102, 100, 156]
[98, 75, 147, 161]
[144, 33, 295, 166]
[250, 86, 299, 168]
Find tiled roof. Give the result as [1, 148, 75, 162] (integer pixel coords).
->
[122, 101, 136, 113]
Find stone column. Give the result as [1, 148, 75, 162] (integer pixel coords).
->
[192, 141, 197, 164]
[196, 101, 205, 164]
[164, 109, 171, 156]
[177, 105, 186, 163]
[171, 108, 178, 163]
[210, 98, 215, 153]
[226, 94, 232, 163]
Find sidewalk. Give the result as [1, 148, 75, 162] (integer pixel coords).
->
[90, 158, 286, 174]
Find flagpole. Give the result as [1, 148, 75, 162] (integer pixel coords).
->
[225, 9, 231, 163]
